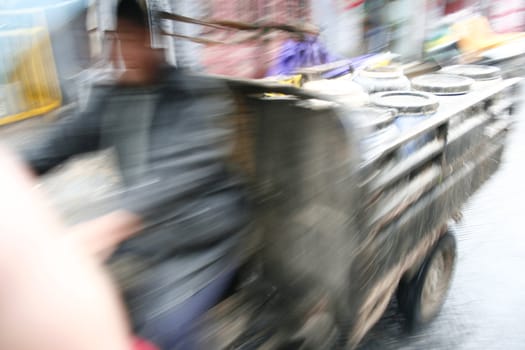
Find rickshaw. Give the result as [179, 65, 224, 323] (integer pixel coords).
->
[186, 73, 521, 349]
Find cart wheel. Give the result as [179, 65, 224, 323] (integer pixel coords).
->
[397, 233, 456, 330]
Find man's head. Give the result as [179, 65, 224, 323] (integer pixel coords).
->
[115, 0, 164, 85]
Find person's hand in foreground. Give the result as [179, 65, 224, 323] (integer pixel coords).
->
[0, 147, 140, 350]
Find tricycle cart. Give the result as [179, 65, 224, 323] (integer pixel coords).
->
[194, 73, 521, 349]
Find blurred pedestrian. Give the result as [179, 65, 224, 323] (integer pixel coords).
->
[19, 0, 250, 348]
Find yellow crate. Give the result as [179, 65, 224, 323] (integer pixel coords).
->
[0, 27, 61, 126]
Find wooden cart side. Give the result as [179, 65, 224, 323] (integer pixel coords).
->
[346, 79, 519, 348]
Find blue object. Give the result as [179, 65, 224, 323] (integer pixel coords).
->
[373, 91, 439, 158]
[266, 36, 337, 77]
[266, 36, 380, 79]
[395, 114, 434, 157]
[321, 54, 377, 79]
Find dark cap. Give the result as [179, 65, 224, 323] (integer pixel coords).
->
[117, 0, 149, 29]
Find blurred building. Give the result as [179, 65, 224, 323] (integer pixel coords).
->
[199, 0, 311, 78]
[0, 0, 90, 105]
[486, 0, 525, 33]
[311, 0, 365, 58]
[2, 0, 523, 119]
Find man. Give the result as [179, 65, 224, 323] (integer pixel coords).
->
[21, 0, 249, 348]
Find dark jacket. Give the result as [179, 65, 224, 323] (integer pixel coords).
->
[23, 66, 249, 326]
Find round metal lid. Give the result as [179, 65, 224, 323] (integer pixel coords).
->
[372, 91, 439, 115]
[359, 65, 404, 79]
[411, 74, 474, 95]
[439, 64, 501, 81]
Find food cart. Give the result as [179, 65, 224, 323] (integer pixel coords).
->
[191, 67, 521, 349]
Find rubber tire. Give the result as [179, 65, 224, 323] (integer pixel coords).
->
[397, 232, 457, 331]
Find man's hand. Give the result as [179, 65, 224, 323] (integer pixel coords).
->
[0, 146, 134, 350]
[69, 210, 142, 260]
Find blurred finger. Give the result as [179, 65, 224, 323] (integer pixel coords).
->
[69, 210, 142, 260]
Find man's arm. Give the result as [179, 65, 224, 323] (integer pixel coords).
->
[21, 87, 106, 175]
